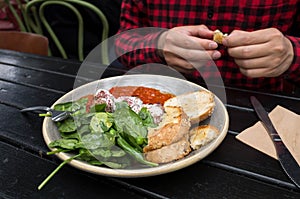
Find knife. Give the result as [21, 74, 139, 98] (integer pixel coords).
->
[250, 96, 300, 189]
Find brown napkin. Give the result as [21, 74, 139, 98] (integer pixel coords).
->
[236, 105, 300, 166]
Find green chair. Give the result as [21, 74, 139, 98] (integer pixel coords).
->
[24, 0, 109, 64]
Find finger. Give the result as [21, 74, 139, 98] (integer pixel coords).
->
[165, 54, 195, 70]
[234, 54, 281, 69]
[169, 33, 218, 51]
[227, 42, 270, 59]
[173, 45, 220, 60]
[172, 65, 195, 74]
[239, 67, 279, 78]
[185, 25, 214, 38]
[190, 37, 219, 50]
[172, 25, 215, 42]
[239, 67, 269, 78]
[195, 26, 214, 38]
[234, 57, 268, 69]
[223, 29, 272, 47]
[165, 52, 216, 70]
[166, 45, 221, 62]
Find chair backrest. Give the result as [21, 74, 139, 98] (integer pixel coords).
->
[0, 30, 49, 55]
[24, 0, 109, 64]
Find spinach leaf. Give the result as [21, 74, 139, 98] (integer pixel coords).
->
[80, 132, 114, 150]
[76, 124, 90, 135]
[89, 112, 113, 133]
[73, 113, 95, 127]
[48, 138, 80, 150]
[54, 97, 88, 112]
[57, 117, 77, 133]
[113, 102, 148, 144]
[92, 148, 112, 158]
[53, 101, 73, 111]
[88, 160, 127, 169]
[77, 148, 97, 162]
[101, 161, 127, 169]
[42, 95, 159, 190]
[89, 103, 106, 113]
[78, 145, 128, 169]
[139, 107, 157, 128]
[60, 131, 80, 140]
[116, 135, 158, 167]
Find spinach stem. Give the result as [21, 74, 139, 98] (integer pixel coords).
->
[117, 136, 158, 167]
[39, 113, 51, 117]
[46, 149, 70, 155]
[38, 153, 81, 190]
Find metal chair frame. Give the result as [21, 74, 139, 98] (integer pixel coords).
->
[3, 0, 28, 31]
[24, 0, 109, 63]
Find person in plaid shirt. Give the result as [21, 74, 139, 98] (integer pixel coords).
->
[115, 0, 300, 93]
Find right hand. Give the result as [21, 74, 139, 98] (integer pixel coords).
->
[158, 25, 221, 73]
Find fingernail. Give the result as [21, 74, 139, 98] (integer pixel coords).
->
[212, 51, 221, 59]
[209, 42, 218, 49]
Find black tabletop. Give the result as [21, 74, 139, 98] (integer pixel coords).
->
[0, 49, 300, 199]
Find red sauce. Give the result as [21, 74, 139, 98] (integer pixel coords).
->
[83, 94, 94, 113]
[109, 86, 175, 105]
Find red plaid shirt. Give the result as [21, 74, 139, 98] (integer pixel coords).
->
[115, 0, 300, 92]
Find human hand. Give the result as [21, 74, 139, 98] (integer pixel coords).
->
[223, 28, 294, 78]
[158, 25, 221, 73]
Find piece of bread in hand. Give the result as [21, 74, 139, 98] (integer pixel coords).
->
[189, 125, 220, 150]
[143, 106, 191, 152]
[163, 90, 215, 125]
[213, 29, 228, 44]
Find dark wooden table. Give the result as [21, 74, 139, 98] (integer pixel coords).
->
[1, 49, 300, 199]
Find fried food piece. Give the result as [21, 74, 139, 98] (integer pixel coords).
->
[213, 29, 228, 44]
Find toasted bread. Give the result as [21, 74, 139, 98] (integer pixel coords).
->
[143, 106, 191, 152]
[144, 135, 191, 164]
[189, 125, 220, 150]
[163, 90, 215, 125]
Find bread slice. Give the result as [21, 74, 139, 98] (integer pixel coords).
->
[144, 135, 191, 164]
[143, 106, 191, 152]
[163, 90, 215, 125]
[189, 125, 220, 150]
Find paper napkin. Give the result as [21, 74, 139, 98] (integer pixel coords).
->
[236, 105, 300, 166]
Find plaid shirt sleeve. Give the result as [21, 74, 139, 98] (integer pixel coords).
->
[285, 8, 300, 86]
[285, 36, 300, 85]
[115, 0, 165, 67]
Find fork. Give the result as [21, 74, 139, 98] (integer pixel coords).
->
[20, 106, 72, 122]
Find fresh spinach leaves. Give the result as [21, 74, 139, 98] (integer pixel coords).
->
[39, 96, 158, 190]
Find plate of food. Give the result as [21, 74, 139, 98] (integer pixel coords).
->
[42, 74, 229, 178]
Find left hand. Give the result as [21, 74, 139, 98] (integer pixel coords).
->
[222, 28, 294, 78]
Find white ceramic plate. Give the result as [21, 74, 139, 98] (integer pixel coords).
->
[42, 74, 229, 177]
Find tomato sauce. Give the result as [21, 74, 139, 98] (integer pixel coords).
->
[109, 86, 175, 105]
[82, 94, 94, 113]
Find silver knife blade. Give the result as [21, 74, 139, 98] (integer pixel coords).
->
[250, 96, 300, 189]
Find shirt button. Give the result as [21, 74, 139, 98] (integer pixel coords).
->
[207, 8, 213, 19]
